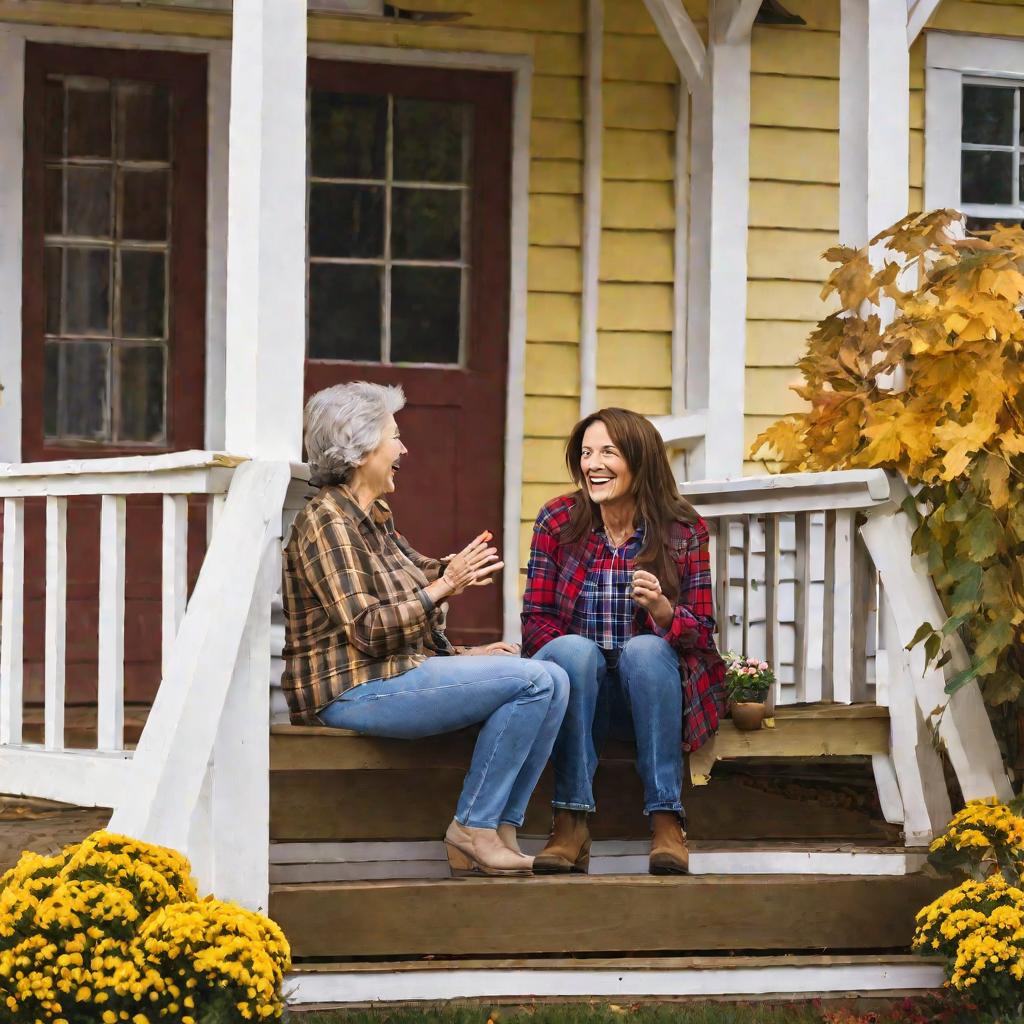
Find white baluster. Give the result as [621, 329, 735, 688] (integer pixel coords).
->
[792, 511, 811, 703]
[822, 509, 854, 703]
[850, 528, 875, 703]
[98, 495, 126, 751]
[764, 514, 780, 707]
[162, 495, 189, 679]
[1, 497, 25, 744]
[44, 497, 68, 750]
[741, 516, 752, 655]
[715, 516, 732, 653]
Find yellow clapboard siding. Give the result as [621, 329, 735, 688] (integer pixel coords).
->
[528, 292, 581, 343]
[604, 81, 677, 131]
[749, 182, 838, 231]
[743, 459, 784, 477]
[600, 230, 674, 282]
[747, 320, 813, 368]
[525, 342, 580, 397]
[535, 32, 585, 77]
[533, 74, 585, 122]
[751, 76, 837, 131]
[751, 26, 838, 77]
[604, 0, 659, 34]
[529, 193, 582, 247]
[910, 186, 923, 215]
[597, 331, 672, 388]
[748, 280, 839, 322]
[746, 368, 809, 416]
[602, 181, 675, 230]
[748, 228, 836, 282]
[596, 387, 672, 414]
[911, 90, 923, 131]
[750, 127, 838, 185]
[524, 437, 574, 483]
[932, 0, 1024, 35]
[603, 129, 674, 181]
[604, 33, 679, 83]
[531, 118, 584, 160]
[311, 14, 537, 56]
[598, 282, 674, 332]
[531, 159, 583, 195]
[773, 0, 840, 31]
[910, 130, 923, 190]
[396, 0, 584, 33]
[524, 396, 581, 439]
[529, 246, 583, 293]
[522, 482, 573, 521]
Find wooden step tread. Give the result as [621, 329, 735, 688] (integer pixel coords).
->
[270, 872, 945, 960]
[290, 952, 940, 974]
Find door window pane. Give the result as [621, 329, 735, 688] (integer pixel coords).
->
[308, 184, 384, 258]
[63, 248, 111, 335]
[391, 266, 461, 364]
[40, 71, 173, 444]
[393, 98, 468, 183]
[116, 345, 165, 442]
[307, 86, 471, 365]
[66, 165, 113, 238]
[308, 263, 382, 361]
[310, 92, 386, 180]
[391, 188, 462, 261]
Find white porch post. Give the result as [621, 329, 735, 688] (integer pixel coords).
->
[645, 0, 758, 480]
[839, 0, 910, 247]
[223, 0, 307, 461]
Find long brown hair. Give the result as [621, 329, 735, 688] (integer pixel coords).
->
[562, 408, 698, 603]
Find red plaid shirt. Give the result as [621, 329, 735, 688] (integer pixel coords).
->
[521, 494, 726, 752]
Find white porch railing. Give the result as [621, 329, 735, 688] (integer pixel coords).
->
[682, 468, 1012, 844]
[0, 460, 1012, 907]
[0, 451, 293, 911]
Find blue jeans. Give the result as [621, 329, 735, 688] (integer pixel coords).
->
[318, 655, 569, 829]
[534, 633, 684, 819]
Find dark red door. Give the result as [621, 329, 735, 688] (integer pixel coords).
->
[19, 44, 208, 736]
[304, 60, 512, 646]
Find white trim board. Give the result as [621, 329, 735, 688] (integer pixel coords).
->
[270, 839, 927, 883]
[285, 961, 945, 1005]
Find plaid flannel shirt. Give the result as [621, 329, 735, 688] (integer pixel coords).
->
[281, 485, 453, 725]
[521, 494, 726, 752]
[572, 524, 646, 650]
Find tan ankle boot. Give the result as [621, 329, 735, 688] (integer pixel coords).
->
[496, 823, 524, 856]
[533, 810, 591, 874]
[649, 811, 689, 874]
[444, 820, 534, 877]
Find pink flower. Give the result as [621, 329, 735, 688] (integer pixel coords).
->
[746, 657, 758, 666]
[758, 661, 768, 671]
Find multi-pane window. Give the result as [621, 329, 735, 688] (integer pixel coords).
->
[43, 74, 171, 444]
[306, 90, 471, 366]
[961, 80, 1024, 227]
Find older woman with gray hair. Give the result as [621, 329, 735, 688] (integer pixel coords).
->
[281, 381, 568, 877]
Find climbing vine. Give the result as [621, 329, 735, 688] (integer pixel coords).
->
[752, 209, 1024, 706]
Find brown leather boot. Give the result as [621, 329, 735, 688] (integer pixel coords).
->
[649, 811, 689, 875]
[532, 810, 591, 874]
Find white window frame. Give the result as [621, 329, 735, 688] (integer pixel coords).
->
[926, 31, 1024, 220]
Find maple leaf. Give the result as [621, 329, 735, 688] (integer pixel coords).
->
[978, 454, 1012, 509]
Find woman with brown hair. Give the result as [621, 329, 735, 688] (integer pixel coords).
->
[521, 407, 725, 875]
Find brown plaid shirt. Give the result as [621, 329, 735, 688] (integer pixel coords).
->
[280, 485, 454, 724]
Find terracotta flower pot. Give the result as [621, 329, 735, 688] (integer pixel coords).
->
[731, 701, 766, 731]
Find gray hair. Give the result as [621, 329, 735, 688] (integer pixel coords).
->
[303, 382, 406, 488]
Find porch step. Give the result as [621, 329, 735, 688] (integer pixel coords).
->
[270, 704, 898, 844]
[269, 840, 926, 883]
[270, 872, 945, 960]
[285, 954, 945, 1006]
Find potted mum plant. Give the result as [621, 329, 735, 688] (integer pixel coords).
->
[725, 653, 775, 731]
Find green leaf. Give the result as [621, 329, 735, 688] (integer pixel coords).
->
[935, 650, 953, 670]
[924, 631, 942, 666]
[906, 621, 936, 651]
[959, 506, 1003, 561]
[950, 562, 983, 614]
[941, 613, 971, 636]
[945, 663, 980, 694]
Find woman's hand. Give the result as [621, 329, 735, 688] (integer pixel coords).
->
[632, 569, 674, 630]
[459, 641, 521, 657]
[439, 531, 505, 596]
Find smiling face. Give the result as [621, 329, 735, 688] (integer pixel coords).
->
[353, 414, 407, 500]
[580, 419, 635, 507]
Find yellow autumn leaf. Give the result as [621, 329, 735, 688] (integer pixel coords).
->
[980, 454, 1012, 509]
